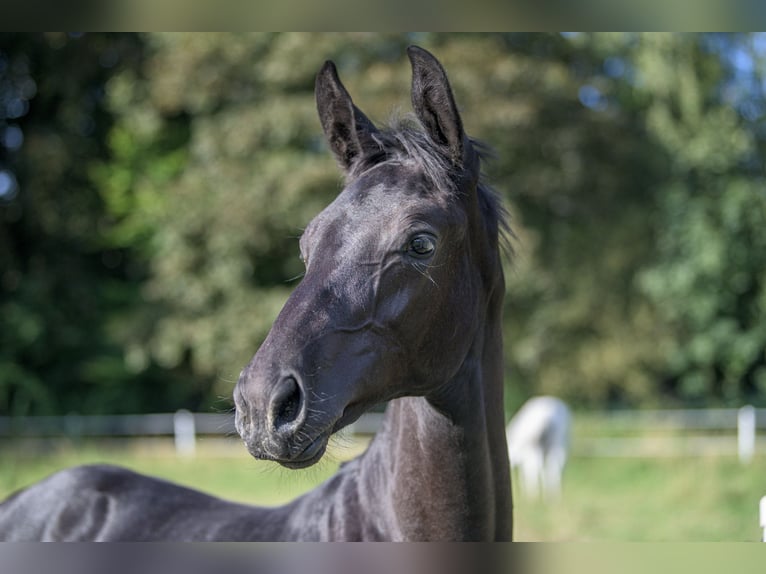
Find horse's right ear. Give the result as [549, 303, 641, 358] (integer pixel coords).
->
[315, 61, 379, 173]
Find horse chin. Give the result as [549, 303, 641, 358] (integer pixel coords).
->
[277, 434, 329, 470]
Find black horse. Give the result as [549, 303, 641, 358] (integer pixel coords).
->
[0, 46, 513, 541]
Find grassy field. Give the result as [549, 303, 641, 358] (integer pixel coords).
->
[0, 438, 345, 508]
[1, 437, 764, 541]
[514, 456, 766, 541]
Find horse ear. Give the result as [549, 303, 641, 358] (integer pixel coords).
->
[407, 45, 465, 165]
[315, 61, 379, 172]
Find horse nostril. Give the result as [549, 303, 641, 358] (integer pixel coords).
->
[270, 376, 303, 431]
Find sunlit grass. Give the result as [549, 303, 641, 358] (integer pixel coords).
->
[0, 437, 353, 507]
[513, 456, 766, 542]
[1, 437, 764, 541]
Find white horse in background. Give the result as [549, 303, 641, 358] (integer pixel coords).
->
[506, 396, 571, 500]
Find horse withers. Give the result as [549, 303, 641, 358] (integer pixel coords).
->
[0, 45, 513, 541]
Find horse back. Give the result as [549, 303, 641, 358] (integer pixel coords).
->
[0, 464, 276, 541]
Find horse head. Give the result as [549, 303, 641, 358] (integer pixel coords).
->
[234, 46, 504, 469]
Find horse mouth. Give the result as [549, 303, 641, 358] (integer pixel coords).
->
[277, 402, 364, 469]
[278, 434, 328, 470]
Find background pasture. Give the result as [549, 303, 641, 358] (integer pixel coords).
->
[1, 416, 764, 542]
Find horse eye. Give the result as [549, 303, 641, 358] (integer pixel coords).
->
[409, 234, 436, 257]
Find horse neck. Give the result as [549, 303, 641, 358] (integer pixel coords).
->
[359, 276, 512, 541]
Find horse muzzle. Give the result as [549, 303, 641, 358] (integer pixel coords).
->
[234, 373, 331, 469]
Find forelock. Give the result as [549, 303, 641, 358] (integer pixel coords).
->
[347, 113, 513, 258]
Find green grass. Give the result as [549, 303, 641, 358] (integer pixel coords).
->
[513, 456, 766, 541]
[0, 438, 344, 507]
[1, 438, 764, 541]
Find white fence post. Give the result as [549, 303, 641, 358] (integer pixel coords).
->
[760, 496, 766, 542]
[174, 409, 196, 457]
[738, 405, 756, 464]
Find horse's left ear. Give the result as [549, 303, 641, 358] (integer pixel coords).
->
[407, 45, 465, 165]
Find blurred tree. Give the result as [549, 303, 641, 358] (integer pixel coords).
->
[4, 33, 766, 416]
[635, 33, 766, 405]
[473, 33, 670, 409]
[0, 33, 202, 415]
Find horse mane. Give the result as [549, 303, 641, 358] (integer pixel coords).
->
[351, 114, 514, 258]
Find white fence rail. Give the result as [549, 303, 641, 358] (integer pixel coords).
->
[573, 406, 766, 462]
[0, 407, 763, 460]
[0, 411, 385, 438]
[0, 411, 236, 438]
[0, 410, 385, 457]
[575, 406, 766, 430]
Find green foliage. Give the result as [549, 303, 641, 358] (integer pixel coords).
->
[0, 34, 207, 415]
[3, 33, 766, 414]
[635, 34, 766, 405]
